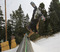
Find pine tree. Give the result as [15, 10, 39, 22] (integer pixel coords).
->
[49, 0, 60, 33]
[7, 20, 12, 41]
[51, 0, 60, 18]
[47, 23, 53, 35]
[10, 4, 27, 44]
[23, 14, 29, 27]
[39, 3, 47, 17]
[0, 6, 5, 40]
[38, 3, 48, 36]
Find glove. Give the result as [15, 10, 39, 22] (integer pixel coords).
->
[41, 16, 45, 21]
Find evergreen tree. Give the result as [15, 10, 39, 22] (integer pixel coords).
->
[49, 0, 60, 33]
[47, 23, 53, 35]
[38, 3, 48, 36]
[7, 20, 12, 41]
[10, 5, 24, 35]
[23, 14, 29, 27]
[39, 3, 47, 17]
[10, 4, 28, 44]
[0, 6, 5, 40]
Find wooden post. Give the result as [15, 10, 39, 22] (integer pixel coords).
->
[5, 0, 7, 41]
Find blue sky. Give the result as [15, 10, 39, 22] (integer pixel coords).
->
[0, 0, 52, 20]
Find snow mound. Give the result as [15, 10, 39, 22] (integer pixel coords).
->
[35, 32, 60, 52]
[3, 32, 60, 52]
[3, 46, 19, 52]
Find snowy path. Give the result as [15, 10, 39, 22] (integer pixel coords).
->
[3, 32, 60, 52]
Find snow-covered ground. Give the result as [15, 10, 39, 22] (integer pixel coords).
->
[32, 32, 60, 52]
[3, 46, 19, 52]
[3, 32, 60, 52]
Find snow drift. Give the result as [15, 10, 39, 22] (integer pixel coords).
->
[3, 32, 60, 52]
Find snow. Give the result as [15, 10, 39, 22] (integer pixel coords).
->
[3, 32, 60, 52]
[33, 32, 60, 52]
[3, 46, 19, 52]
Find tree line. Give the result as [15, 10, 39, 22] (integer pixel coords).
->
[0, 0, 60, 44]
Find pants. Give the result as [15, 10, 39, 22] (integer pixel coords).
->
[30, 19, 38, 32]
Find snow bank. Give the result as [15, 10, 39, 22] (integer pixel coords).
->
[35, 32, 60, 52]
[3, 32, 60, 52]
[3, 46, 19, 52]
